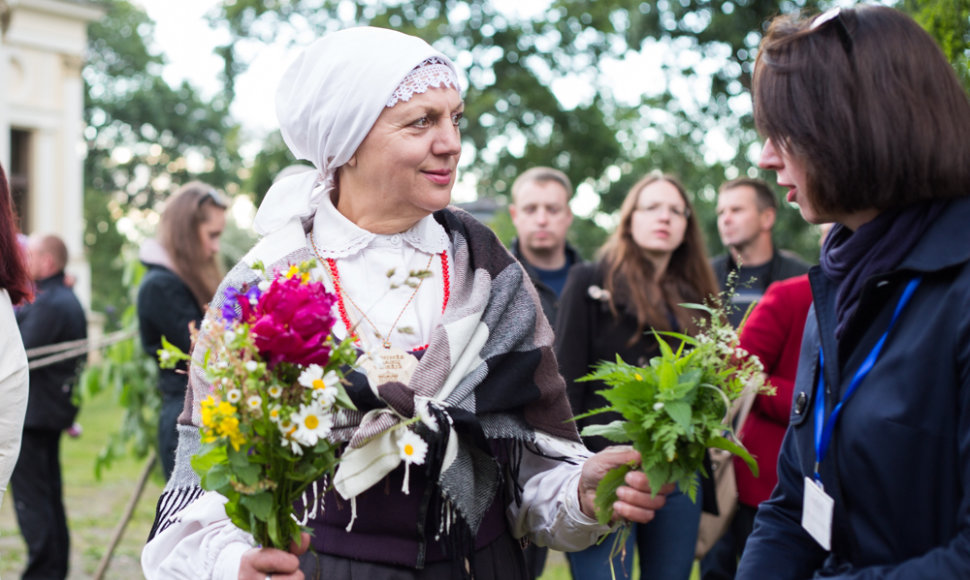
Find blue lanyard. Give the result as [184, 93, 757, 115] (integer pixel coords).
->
[813, 277, 922, 481]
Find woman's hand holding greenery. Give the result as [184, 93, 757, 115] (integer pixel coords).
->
[575, 299, 772, 526]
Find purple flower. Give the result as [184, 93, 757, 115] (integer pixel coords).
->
[222, 285, 262, 324]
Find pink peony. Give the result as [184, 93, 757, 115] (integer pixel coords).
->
[250, 274, 337, 368]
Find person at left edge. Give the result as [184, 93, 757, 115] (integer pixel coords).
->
[12, 233, 87, 580]
[141, 26, 672, 580]
[137, 181, 227, 480]
[0, 161, 31, 512]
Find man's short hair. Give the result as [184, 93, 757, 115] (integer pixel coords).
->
[719, 178, 777, 212]
[37, 234, 69, 272]
[510, 167, 573, 203]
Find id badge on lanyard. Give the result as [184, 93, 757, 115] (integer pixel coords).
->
[803, 277, 921, 550]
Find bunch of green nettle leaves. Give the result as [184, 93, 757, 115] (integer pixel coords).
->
[576, 298, 773, 528]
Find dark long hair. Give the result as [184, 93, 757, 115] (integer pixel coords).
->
[0, 163, 32, 305]
[754, 5, 970, 215]
[599, 171, 719, 344]
[158, 182, 226, 309]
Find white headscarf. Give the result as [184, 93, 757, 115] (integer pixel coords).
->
[253, 27, 461, 236]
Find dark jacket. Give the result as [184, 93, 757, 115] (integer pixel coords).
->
[555, 262, 717, 514]
[712, 249, 811, 326]
[736, 196, 970, 579]
[509, 238, 582, 327]
[137, 263, 204, 399]
[16, 273, 87, 430]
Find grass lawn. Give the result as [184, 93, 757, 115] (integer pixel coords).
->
[0, 388, 164, 579]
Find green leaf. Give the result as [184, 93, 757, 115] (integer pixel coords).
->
[708, 435, 758, 477]
[201, 463, 232, 492]
[663, 401, 693, 432]
[191, 444, 228, 473]
[240, 491, 273, 520]
[593, 463, 633, 526]
[580, 421, 632, 443]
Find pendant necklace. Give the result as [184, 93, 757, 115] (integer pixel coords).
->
[309, 233, 450, 386]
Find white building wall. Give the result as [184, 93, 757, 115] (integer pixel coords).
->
[1, 0, 104, 310]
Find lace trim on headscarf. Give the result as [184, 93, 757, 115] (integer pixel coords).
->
[386, 57, 460, 108]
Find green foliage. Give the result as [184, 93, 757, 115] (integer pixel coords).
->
[577, 300, 771, 525]
[83, 0, 244, 332]
[206, 0, 830, 262]
[78, 258, 159, 479]
[903, 0, 970, 91]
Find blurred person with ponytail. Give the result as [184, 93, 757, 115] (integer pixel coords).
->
[137, 182, 227, 479]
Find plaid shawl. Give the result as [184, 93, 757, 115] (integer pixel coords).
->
[149, 206, 580, 560]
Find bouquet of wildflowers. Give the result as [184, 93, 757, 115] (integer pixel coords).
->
[159, 260, 357, 549]
[576, 297, 772, 527]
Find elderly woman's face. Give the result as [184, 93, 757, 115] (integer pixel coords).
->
[345, 86, 463, 223]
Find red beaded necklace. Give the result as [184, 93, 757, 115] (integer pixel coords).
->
[318, 249, 450, 352]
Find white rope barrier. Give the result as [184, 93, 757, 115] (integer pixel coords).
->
[25, 329, 137, 370]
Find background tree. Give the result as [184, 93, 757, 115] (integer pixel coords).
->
[83, 0, 243, 320]
[204, 0, 837, 261]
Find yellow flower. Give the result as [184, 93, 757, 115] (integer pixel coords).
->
[285, 264, 311, 283]
[199, 396, 246, 450]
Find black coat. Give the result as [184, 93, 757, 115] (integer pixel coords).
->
[711, 249, 811, 326]
[137, 264, 204, 399]
[16, 273, 87, 430]
[737, 196, 970, 579]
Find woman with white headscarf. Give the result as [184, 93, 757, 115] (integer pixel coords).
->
[141, 27, 670, 580]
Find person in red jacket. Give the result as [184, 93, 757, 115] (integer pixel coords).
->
[702, 274, 811, 579]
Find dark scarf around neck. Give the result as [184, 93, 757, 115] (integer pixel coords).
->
[819, 201, 947, 338]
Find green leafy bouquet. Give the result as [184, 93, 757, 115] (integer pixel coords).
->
[576, 299, 772, 528]
[159, 261, 358, 549]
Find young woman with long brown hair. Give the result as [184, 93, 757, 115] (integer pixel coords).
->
[137, 181, 227, 479]
[556, 171, 720, 580]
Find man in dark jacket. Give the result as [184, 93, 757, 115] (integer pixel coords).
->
[12, 234, 87, 580]
[508, 167, 583, 327]
[507, 167, 582, 579]
[712, 178, 810, 326]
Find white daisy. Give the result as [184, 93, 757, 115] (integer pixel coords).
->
[245, 360, 259, 373]
[267, 385, 283, 399]
[246, 395, 262, 412]
[397, 429, 428, 496]
[298, 365, 341, 408]
[268, 405, 282, 423]
[397, 430, 428, 465]
[226, 389, 242, 403]
[291, 402, 333, 447]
